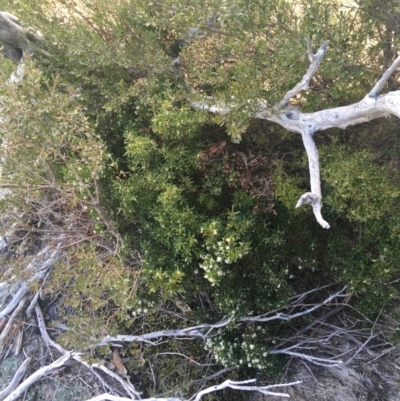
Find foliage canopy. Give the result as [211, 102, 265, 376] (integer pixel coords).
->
[1, 0, 400, 395]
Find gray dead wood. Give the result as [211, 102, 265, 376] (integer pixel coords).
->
[97, 318, 232, 346]
[82, 379, 302, 401]
[2, 353, 72, 401]
[240, 286, 348, 323]
[35, 304, 142, 400]
[191, 42, 400, 228]
[0, 245, 61, 319]
[0, 11, 50, 62]
[0, 357, 31, 401]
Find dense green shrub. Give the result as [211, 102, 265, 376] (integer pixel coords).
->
[1, 0, 400, 394]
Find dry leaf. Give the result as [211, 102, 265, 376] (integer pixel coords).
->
[174, 299, 193, 313]
[111, 349, 127, 376]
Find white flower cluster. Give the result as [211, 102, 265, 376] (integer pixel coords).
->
[205, 336, 241, 367]
[131, 298, 155, 317]
[199, 222, 249, 286]
[205, 326, 273, 370]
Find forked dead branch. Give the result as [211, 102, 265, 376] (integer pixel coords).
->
[192, 40, 400, 228]
[1, 8, 400, 399]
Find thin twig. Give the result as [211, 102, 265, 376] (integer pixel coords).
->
[240, 287, 347, 323]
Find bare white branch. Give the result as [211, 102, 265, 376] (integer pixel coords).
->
[0, 297, 27, 346]
[35, 303, 66, 354]
[0, 244, 61, 319]
[295, 131, 329, 228]
[191, 43, 400, 228]
[268, 349, 342, 367]
[188, 367, 237, 387]
[369, 55, 400, 98]
[94, 364, 142, 400]
[240, 287, 347, 323]
[36, 299, 299, 401]
[85, 396, 179, 401]
[84, 396, 135, 401]
[35, 304, 142, 400]
[191, 379, 302, 400]
[97, 318, 231, 346]
[0, 357, 31, 400]
[0, 285, 30, 319]
[276, 40, 329, 108]
[84, 380, 302, 401]
[3, 353, 72, 401]
[85, 380, 301, 401]
[26, 290, 41, 318]
[288, 284, 334, 303]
